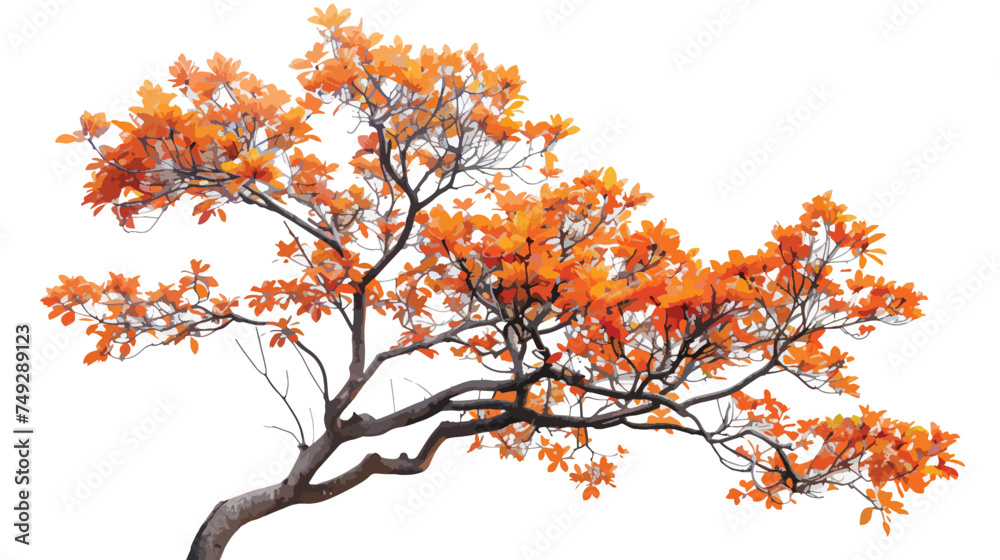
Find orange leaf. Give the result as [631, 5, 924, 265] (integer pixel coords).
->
[727, 488, 744, 505]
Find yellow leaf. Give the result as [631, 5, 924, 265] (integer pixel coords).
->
[603, 167, 617, 188]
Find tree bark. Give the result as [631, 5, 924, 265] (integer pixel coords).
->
[186, 483, 297, 560]
[183, 413, 515, 558]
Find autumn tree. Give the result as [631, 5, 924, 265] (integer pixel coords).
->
[46, 5, 961, 559]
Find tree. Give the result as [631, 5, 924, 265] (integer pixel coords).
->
[46, 5, 960, 559]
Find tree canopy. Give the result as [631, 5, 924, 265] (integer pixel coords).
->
[46, 4, 960, 558]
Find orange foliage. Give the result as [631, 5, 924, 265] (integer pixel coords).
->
[46, 4, 958, 536]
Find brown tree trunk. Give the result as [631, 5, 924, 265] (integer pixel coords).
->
[185, 433, 340, 559]
[182, 419, 497, 558]
[185, 483, 297, 560]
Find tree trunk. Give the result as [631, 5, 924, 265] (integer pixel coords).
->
[186, 483, 297, 560]
[182, 420, 490, 558]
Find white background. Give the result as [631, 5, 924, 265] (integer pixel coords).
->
[1, 1, 998, 559]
